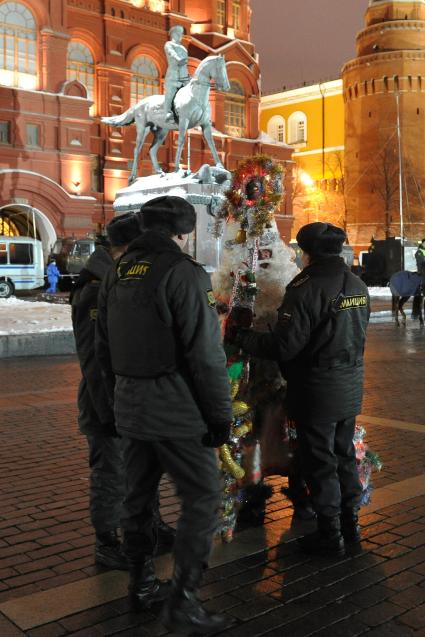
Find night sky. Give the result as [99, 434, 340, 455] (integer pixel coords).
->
[251, 0, 370, 93]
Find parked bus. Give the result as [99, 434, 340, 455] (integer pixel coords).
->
[0, 236, 45, 298]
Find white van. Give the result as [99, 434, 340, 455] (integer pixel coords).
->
[0, 236, 45, 298]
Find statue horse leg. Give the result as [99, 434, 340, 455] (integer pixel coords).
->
[129, 124, 150, 185]
[149, 127, 168, 175]
[174, 118, 190, 172]
[202, 122, 224, 168]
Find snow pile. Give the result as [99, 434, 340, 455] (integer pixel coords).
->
[0, 297, 72, 335]
[368, 287, 392, 298]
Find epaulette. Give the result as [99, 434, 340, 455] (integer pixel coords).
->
[291, 274, 310, 288]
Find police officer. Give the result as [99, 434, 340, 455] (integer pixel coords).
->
[71, 213, 175, 570]
[415, 238, 425, 279]
[227, 222, 370, 557]
[96, 196, 233, 634]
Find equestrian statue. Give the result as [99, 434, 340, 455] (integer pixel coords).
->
[101, 26, 231, 183]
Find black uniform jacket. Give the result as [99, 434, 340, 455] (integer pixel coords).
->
[239, 256, 370, 424]
[415, 248, 425, 279]
[70, 246, 116, 436]
[95, 230, 232, 440]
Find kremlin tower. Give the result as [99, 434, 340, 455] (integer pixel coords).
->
[342, 0, 425, 249]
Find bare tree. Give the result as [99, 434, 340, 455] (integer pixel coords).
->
[370, 139, 399, 237]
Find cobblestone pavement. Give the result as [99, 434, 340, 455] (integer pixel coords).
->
[0, 322, 424, 636]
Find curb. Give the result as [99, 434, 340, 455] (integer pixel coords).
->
[1, 312, 395, 359]
[0, 331, 76, 359]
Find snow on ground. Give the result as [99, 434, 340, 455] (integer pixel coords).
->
[0, 286, 394, 337]
[0, 297, 72, 335]
[368, 286, 392, 298]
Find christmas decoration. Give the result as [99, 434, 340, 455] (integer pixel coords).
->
[354, 424, 383, 505]
[215, 155, 284, 240]
[213, 156, 298, 542]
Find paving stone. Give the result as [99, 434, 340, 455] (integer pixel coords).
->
[27, 622, 67, 637]
[389, 584, 425, 609]
[349, 583, 392, 608]
[398, 603, 425, 629]
[385, 570, 425, 591]
[365, 621, 415, 636]
[356, 600, 405, 627]
[59, 604, 119, 632]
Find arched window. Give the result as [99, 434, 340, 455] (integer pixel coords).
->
[130, 55, 159, 105]
[67, 41, 95, 105]
[288, 111, 307, 144]
[224, 80, 245, 138]
[0, 2, 37, 89]
[267, 115, 286, 143]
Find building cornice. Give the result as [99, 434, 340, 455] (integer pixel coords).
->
[261, 80, 343, 108]
[342, 48, 425, 73]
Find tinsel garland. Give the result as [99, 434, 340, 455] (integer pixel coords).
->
[216, 156, 285, 542]
[215, 155, 284, 239]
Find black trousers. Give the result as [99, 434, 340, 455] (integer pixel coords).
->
[121, 437, 221, 569]
[86, 435, 125, 535]
[296, 417, 363, 518]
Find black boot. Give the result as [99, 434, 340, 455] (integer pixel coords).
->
[157, 518, 176, 555]
[341, 508, 361, 544]
[161, 564, 234, 635]
[95, 530, 128, 570]
[128, 558, 170, 611]
[297, 515, 345, 557]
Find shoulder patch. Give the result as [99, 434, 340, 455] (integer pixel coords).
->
[89, 308, 98, 321]
[292, 274, 310, 288]
[207, 290, 216, 307]
[117, 260, 151, 281]
[335, 294, 368, 311]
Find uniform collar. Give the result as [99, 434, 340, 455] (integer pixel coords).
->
[126, 229, 182, 255]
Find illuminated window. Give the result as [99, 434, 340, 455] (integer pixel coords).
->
[288, 111, 307, 144]
[0, 120, 11, 144]
[267, 115, 286, 143]
[0, 2, 37, 90]
[0, 216, 19, 236]
[67, 41, 95, 107]
[232, 0, 241, 30]
[217, 0, 225, 27]
[224, 80, 245, 138]
[130, 55, 159, 105]
[26, 123, 40, 147]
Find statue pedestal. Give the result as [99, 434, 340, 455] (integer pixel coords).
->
[113, 171, 228, 272]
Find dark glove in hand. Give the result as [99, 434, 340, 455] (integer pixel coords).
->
[202, 423, 231, 448]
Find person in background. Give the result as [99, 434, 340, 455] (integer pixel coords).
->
[415, 238, 425, 279]
[46, 258, 61, 293]
[96, 196, 233, 633]
[71, 213, 175, 570]
[226, 222, 370, 557]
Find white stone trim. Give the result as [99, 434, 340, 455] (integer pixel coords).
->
[294, 145, 344, 157]
[261, 79, 343, 108]
[0, 169, 96, 201]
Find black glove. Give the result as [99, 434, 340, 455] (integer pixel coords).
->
[202, 423, 231, 448]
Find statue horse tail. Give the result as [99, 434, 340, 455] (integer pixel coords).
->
[101, 105, 136, 127]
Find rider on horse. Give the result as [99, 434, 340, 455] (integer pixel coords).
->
[164, 26, 190, 123]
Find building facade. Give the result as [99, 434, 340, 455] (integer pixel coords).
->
[343, 0, 425, 250]
[260, 80, 345, 238]
[0, 0, 293, 253]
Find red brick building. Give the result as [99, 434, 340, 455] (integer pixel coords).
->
[0, 0, 293, 252]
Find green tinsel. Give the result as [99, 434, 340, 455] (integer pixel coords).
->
[227, 361, 244, 381]
[365, 450, 383, 471]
